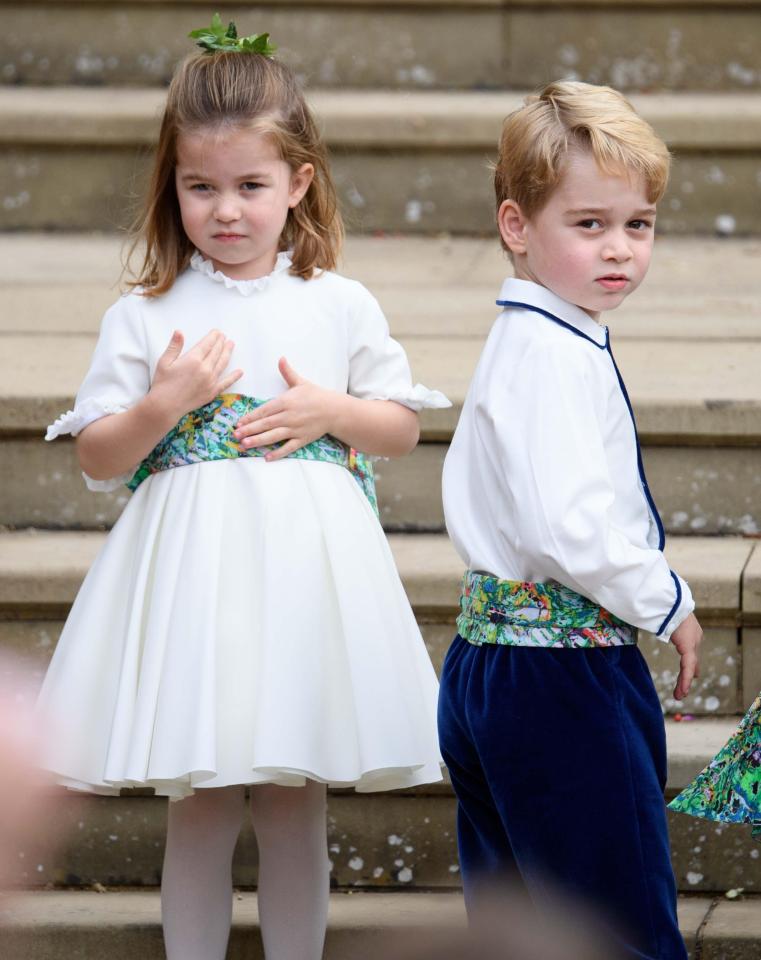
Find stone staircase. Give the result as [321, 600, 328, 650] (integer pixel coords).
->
[2, 1, 761, 957]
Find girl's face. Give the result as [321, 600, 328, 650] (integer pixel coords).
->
[498, 150, 656, 320]
[175, 126, 313, 281]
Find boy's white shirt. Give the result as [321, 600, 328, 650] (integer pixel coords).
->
[442, 277, 694, 641]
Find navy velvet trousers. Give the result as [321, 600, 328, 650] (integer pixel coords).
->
[437, 636, 687, 960]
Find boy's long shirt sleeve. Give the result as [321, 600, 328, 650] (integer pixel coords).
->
[442, 278, 694, 641]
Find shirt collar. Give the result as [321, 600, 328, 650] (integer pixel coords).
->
[496, 277, 608, 348]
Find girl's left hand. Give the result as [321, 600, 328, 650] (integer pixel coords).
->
[234, 358, 339, 460]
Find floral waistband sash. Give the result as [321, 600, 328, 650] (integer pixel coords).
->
[127, 393, 378, 516]
[457, 571, 636, 648]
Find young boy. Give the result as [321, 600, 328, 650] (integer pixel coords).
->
[439, 81, 703, 960]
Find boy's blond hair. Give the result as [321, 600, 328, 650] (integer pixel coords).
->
[494, 81, 670, 245]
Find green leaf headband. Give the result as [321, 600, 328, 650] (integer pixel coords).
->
[189, 12, 277, 56]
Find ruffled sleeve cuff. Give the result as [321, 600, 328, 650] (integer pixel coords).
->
[370, 384, 452, 412]
[45, 398, 136, 493]
[45, 397, 131, 441]
[81, 470, 135, 494]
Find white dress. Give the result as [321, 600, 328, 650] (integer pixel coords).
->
[38, 252, 449, 798]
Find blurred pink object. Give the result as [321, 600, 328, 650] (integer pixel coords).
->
[0, 652, 50, 887]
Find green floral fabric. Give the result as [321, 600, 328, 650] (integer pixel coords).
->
[127, 393, 378, 515]
[668, 694, 761, 839]
[457, 571, 636, 648]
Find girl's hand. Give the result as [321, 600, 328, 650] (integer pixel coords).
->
[149, 330, 243, 421]
[669, 612, 703, 701]
[234, 357, 339, 460]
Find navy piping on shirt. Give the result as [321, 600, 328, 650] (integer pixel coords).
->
[496, 298, 680, 636]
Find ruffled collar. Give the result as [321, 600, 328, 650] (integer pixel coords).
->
[189, 250, 292, 296]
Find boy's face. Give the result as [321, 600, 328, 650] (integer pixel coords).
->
[499, 151, 656, 320]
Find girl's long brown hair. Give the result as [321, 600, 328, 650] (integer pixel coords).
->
[127, 51, 343, 296]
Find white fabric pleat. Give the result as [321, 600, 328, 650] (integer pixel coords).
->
[37, 457, 443, 797]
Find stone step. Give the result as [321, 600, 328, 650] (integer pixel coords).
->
[8, 431, 761, 537]
[0, 530, 756, 718]
[0, 529, 758, 893]
[4, 719, 761, 894]
[744, 547, 761, 720]
[4, 330, 760, 442]
[3, 0, 761, 93]
[2, 327, 760, 533]
[3, 234, 761, 340]
[2, 87, 761, 233]
[3, 891, 754, 960]
[2, 233, 761, 537]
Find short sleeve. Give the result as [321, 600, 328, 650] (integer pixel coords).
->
[45, 294, 150, 491]
[480, 337, 694, 640]
[347, 286, 450, 411]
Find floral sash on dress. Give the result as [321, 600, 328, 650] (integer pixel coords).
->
[126, 393, 378, 516]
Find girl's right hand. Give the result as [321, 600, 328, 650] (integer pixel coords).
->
[149, 330, 243, 420]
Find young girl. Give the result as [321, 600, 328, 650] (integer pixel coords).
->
[669, 696, 761, 838]
[38, 22, 447, 960]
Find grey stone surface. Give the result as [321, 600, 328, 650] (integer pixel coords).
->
[3, 332, 761, 442]
[3, 3, 761, 92]
[0, 890, 467, 960]
[1, 145, 151, 231]
[642, 627, 740, 716]
[742, 628, 761, 710]
[5, 429, 761, 534]
[0, 530, 750, 618]
[703, 899, 761, 960]
[6, 782, 761, 893]
[0, 889, 744, 960]
[0, 530, 752, 719]
[384, 444, 761, 536]
[507, 7, 761, 93]
[4, 141, 761, 235]
[668, 807, 761, 894]
[7, 790, 460, 890]
[0, 439, 128, 529]
[2, 88, 761, 233]
[645, 447, 761, 537]
[678, 895, 710, 959]
[0, 616, 746, 721]
[743, 545, 761, 618]
[392, 534, 755, 617]
[3, 235, 761, 341]
[659, 537, 753, 615]
[0, 621, 59, 685]
[3, 87, 761, 151]
[666, 716, 741, 789]
[0, 4, 503, 91]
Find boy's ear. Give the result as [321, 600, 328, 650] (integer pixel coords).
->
[498, 199, 528, 255]
[288, 163, 314, 208]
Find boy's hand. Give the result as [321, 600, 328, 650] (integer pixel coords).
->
[150, 330, 243, 421]
[234, 357, 340, 460]
[669, 613, 703, 701]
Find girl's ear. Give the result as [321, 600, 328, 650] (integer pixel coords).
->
[498, 199, 529, 255]
[288, 163, 315, 208]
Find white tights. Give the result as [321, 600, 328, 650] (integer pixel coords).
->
[161, 780, 330, 960]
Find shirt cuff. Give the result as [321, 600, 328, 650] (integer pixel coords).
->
[656, 572, 695, 642]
